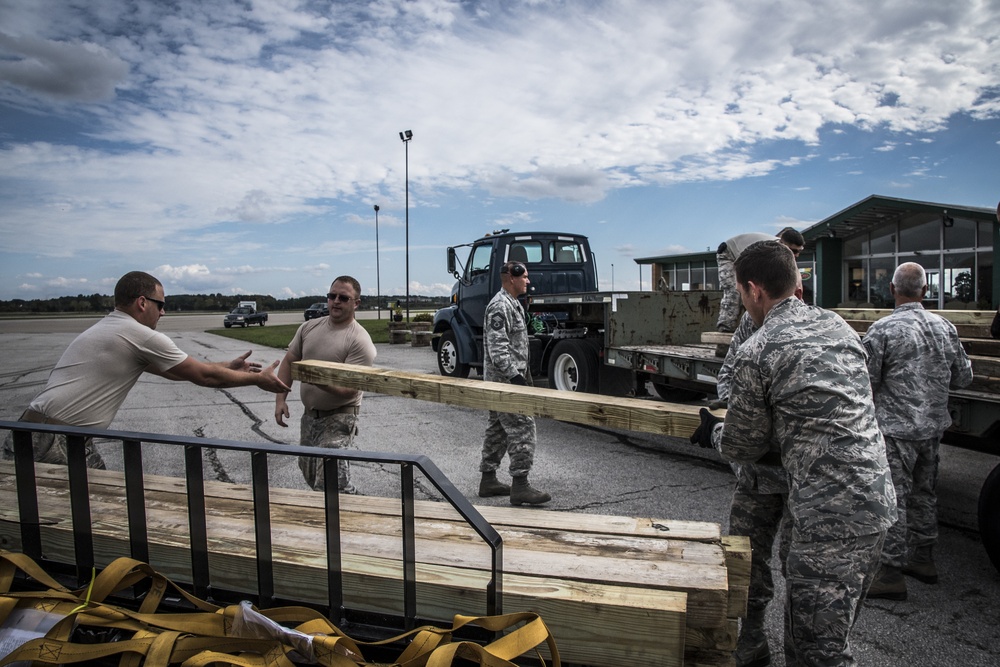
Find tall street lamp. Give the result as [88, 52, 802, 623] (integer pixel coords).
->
[374, 204, 381, 320]
[399, 129, 413, 322]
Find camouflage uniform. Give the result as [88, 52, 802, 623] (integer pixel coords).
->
[716, 232, 775, 332]
[714, 312, 791, 664]
[863, 302, 973, 567]
[480, 289, 535, 477]
[719, 297, 896, 667]
[299, 411, 358, 494]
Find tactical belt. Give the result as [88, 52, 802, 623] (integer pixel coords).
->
[20, 409, 73, 426]
[307, 406, 360, 419]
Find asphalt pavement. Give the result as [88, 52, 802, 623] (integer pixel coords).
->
[0, 313, 998, 666]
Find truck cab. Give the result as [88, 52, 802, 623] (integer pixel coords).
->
[432, 231, 597, 378]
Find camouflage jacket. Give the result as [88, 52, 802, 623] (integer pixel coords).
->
[716, 311, 787, 495]
[863, 302, 974, 439]
[716, 311, 755, 402]
[720, 297, 897, 539]
[483, 288, 529, 383]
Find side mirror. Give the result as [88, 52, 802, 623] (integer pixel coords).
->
[447, 247, 458, 278]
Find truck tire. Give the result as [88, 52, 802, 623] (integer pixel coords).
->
[979, 461, 1000, 573]
[437, 330, 471, 379]
[548, 339, 597, 393]
[224, 323, 231, 328]
[259, 319, 266, 326]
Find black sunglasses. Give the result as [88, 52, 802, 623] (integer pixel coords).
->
[141, 295, 166, 310]
[327, 293, 356, 303]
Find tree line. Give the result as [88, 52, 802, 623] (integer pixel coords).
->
[0, 293, 449, 314]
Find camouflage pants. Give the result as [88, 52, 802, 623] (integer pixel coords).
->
[1, 411, 106, 470]
[717, 251, 742, 332]
[480, 411, 536, 478]
[730, 486, 790, 613]
[784, 531, 885, 667]
[882, 435, 940, 567]
[299, 412, 358, 494]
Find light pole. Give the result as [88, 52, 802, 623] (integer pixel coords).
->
[611, 263, 615, 291]
[374, 204, 381, 320]
[399, 129, 413, 322]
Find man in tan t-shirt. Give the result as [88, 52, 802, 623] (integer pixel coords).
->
[275, 276, 377, 493]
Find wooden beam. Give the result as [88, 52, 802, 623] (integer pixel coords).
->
[832, 308, 996, 325]
[292, 361, 702, 438]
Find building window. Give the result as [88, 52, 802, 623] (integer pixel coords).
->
[977, 250, 994, 309]
[899, 214, 939, 253]
[690, 264, 705, 290]
[706, 265, 719, 290]
[944, 217, 977, 251]
[943, 251, 976, 307]
[840, 213, 993, 308]
[869, 226, 896, 255]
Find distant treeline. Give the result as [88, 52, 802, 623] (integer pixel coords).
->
[0, 293, 450, 314]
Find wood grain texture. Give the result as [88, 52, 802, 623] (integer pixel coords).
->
[0, 463, 749, 666]
[292, 361, 702, 437]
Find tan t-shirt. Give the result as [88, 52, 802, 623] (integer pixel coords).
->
[287, 317, 376, 411]
[28, 310, 188, 428]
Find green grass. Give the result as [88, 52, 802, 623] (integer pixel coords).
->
[207, 318, 393, 348]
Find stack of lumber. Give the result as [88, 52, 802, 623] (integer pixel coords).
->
[832, 308, 1000, 393]
[704, 309, 999, 392]
[0, 463, 750, 667]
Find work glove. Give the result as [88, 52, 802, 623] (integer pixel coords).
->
[689, 408, 722, 449]
[509, 374, 527, 386]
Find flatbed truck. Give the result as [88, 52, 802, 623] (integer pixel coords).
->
[432, 230, 1000, 571]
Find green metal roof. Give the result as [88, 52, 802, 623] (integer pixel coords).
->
[634, 194, 997, 265]
[799, 194, 995, 248]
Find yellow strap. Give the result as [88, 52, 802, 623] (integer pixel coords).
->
[0, 550, 71, 594]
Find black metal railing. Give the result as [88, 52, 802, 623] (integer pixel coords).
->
[0, 420, 503, 630]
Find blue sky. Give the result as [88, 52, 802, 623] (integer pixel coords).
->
[1, 0, 999, 301]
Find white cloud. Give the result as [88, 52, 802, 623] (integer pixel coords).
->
[0, 31, 128, 102]
[1, 0, 999, 299]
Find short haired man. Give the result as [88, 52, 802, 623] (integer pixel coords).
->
[478, 261, 550, 505]
[275, 276, 376, 493]
[5, 271, 289, 468]
[863, 262, 973, 599]
[716, 227, 805, 332]
[702, 268, 802, 667]
[694, 241, 896, 666]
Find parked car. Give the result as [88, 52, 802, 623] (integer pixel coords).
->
[304, 302, 329, 320]
[224, 306, 268, 328]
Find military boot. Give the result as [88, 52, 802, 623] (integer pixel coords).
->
[734, 608, 770, 667]
[902, 545, 938, 584]
[510, 476, 551, 506]
[478, 471, 510, 498]
[866, 564, 907, 601]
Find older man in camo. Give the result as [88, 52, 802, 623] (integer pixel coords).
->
[691, 240, 896, 667]
[477, 260, 550, 506]
[863, 262, 973, 600]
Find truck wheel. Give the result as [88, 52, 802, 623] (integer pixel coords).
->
[259, 319, 266, 326]
[979, 461, 1000, 573]
[548, 339, 597, 393]
[651, 382, 705, 403]
[224, 323, 231, 328]
[437, 331, 470, 379]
